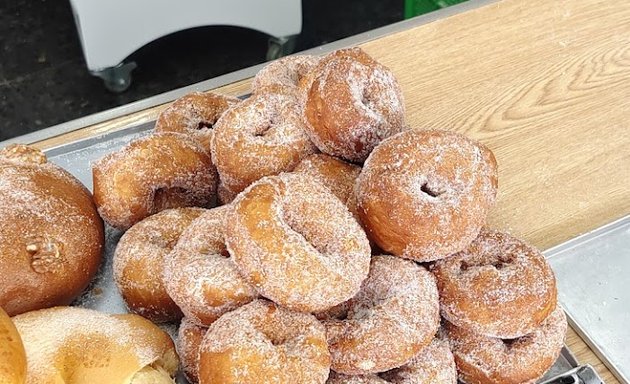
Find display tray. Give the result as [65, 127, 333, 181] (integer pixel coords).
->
[40, 119, 603, 384]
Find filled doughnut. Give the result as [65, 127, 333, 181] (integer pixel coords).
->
[355, 129, 498, 262]
[432, 229, 557, 338]
[0, 144, 104, 316]
[211, 92, 317, 194]
[303, 47, 405, 163]
[322, 255, 440, 375]
[113, 207, 206, 323]
[177, 318, 208, 384]
[164, 206, 258, 326]
[252, 55, 320, 97]
[379, 338, 457, 384]
[327, 373, 388, 384]
[445, 306, 567, 384]
[154, 91, 240, 149]
[293, 153, 361, 208]
[0, 307, 26, 384]
[12, 306, 179, 383]
[225, 173, 371, 312]
[198, 299, 330, 384]
[93, 132, 217, 230]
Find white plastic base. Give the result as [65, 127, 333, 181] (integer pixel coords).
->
[69, 0, 302, 72]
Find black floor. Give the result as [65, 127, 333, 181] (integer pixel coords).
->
[0, 1, 403, 141]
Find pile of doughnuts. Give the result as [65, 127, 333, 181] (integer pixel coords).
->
[0, 47, 567, 384]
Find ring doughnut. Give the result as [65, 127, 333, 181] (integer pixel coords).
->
[164, 206, 258, 326]
[0, 307, 26, 384]
[93, 132, 217, 230]
[355, 129, 498, 262]
[12, 306, 179, 383]
[293, 153, 361, 209]
[113, 207, 206, 322]
[379, 337, 457, 384]
[0, 144, 104, 316]
[225, 173, 371, 312]
[445, 306, 567, 384]
[252, 55, 320, 97]
[154, 92, 240, 149]
[322, 255, 440, 375]
[177, 317, 208, 384]
[432, 229, 557, 338]
[198, 299, 330, 384]
[211, 92, 317, 194]
[303, 47, 405, 163]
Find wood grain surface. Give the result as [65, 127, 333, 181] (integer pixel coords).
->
[31, 0, 630, 381]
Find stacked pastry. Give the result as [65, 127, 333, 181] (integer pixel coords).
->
[0, 47, 566, 384]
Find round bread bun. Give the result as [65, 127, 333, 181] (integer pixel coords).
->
[0, 307, 26, 384]
[0, 144, 104, 316]
[12, 306, 179, 384]
[355, 129, 498, 262]
[113, 207, 206, 323]
[92, 132, 217, 230]
[198, 299, 330, 384]
[225, 173, 371, 313]
[446, 306, 567, 384]
[432, 229, 557, 339]
[154, 91, 240, 150]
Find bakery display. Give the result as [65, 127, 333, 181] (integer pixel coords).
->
[12, 306, 178, 384]
[0, 307, 26, 384]
[114, 207, 206, 323]
[154, 91, 240, 150]
[0, 144, 104, 316]
[355, 129, 498, 262]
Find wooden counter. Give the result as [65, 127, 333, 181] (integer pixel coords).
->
[31, 0, 630, 381]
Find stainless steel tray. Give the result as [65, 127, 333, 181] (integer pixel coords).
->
[546, 215, 630, 384]
[33, 120, 604, 383]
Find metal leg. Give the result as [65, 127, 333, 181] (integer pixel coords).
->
[266, 35, 298, 61]
[91, 62, 137, 93]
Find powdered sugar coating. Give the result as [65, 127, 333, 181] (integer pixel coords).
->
[0, 145, 104, 316]
[446, 306, 567, 384]
[164, 206, 258, 326]
[323, 255, 440, 375]
[226, 173, 371, 312]
[12, 306, 178, 383]
[113, 207, 206, 323]
[327, 373, 388, 384]
[211, 91, 317, 194]
[92, 132, 217, 230]
[380, 338, 457, 384]
[355, 129, 498, 262]
[303, 48, 405, 163]
[432, 229, 557, 339]
[177, 317, 207, 384]
[154, 91, 240, 150]
[252, 55, 320, 98]
[217, 182, 238, 205]
[199, 299, 330, 384]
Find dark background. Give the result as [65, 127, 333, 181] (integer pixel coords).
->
[0, 0, 403, 141]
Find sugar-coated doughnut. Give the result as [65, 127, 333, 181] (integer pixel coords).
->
[12, 306, 179, 384]
[446, 306, 567, 384]
[211, 92, 317, 194]
[154, 92, 240, 150]
[432, 229, 557, 339]
[0, 144, 104, 316]
[164, 206, 258, 326]
[93, 132, 217, 230]
[252, 55, 320, 97]
[355, 129, 498, 262]
[177, 318, 208, 384]
[379, 338, 457, 384]
[0, 307, 26, 384]
[198, 300, 330, 384]
[113, 207, 206, 322]
[303, 47, 405, 163]
[293, 153, 361, 208]
[327, 373, 388, 384]
[226, 173, 371, 312]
